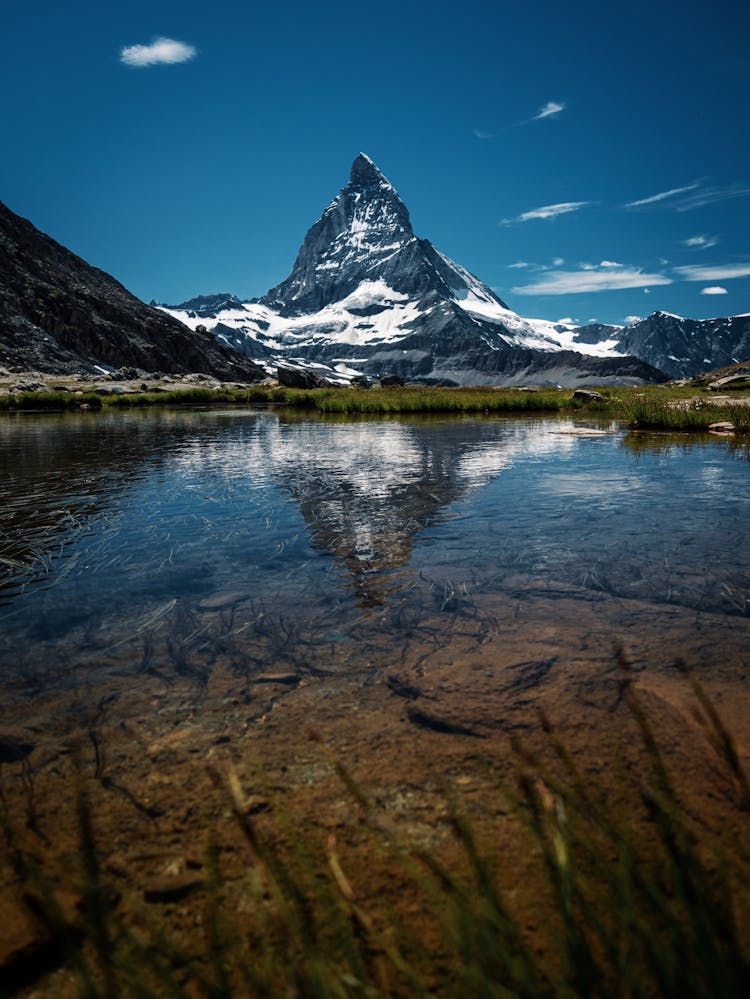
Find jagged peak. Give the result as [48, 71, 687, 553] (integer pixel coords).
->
[651, 310, 685, 320]
[349, 153, 392, 189]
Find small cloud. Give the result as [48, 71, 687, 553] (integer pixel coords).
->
[556, 317, 576, 325]
[599, 260, 623, 268]
[700, 286, 728, 295]
[658, 257, 670, 265]
[504, 201, 589, 225]
[580, 262, 596, 270]
[644, 288, 651, 294]
[625, 183, 700, 208]
[552, 257, 565, 267]
[120, 37, 197, 68]
[532, 101, 565, 121]
[587, 317, 599, 323]
[473, 128, 495, 140]
[511, 264, 671, 296]
[508, 261, 529, 269]
[683, 234, 719, 249]
[674, 263, 750, 282]
[625, 315, 642, 323]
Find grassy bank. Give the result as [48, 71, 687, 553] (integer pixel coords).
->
[1, 668, 748, 997]
[1, 383, 749, 432]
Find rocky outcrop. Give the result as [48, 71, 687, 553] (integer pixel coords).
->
[0, 201, 263, 380]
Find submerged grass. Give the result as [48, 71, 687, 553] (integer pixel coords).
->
[1, 382, 749, 432]
[1, 665, 748, 997]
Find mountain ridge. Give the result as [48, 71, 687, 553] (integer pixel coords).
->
[162, 154, 667, 387]
[0, 200, 263, 379]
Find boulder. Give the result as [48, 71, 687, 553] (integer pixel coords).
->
[572, 389, 603, 402]
[379, 375, 405, 388]
[277, 365, 325, 389]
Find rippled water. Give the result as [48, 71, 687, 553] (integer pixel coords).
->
[0, 408, 748, 688]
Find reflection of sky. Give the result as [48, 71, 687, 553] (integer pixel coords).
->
[539, 472, 643, 499]
[1, 410, 748, 673]
[172, 416, 578, 499]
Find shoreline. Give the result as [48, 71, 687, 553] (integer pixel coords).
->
[1, 377, 750, 433]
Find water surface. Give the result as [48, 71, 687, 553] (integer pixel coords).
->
[1, 408, 747, 689]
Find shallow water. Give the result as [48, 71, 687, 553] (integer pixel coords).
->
[0, 408, 748, 688]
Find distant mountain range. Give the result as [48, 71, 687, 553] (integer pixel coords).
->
[2, 156, 748, 384]
[0, 201, 262, 380]
[160, 154, 747, 386]
[594, 312, 750, 379]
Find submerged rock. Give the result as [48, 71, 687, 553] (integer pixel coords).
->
[0, 735, 35, 764]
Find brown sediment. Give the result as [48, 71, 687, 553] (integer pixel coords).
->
[0, 581, 748, 993]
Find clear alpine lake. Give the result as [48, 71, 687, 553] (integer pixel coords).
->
[1, 406, 747, 685]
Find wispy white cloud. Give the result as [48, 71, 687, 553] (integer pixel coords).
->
[556, 316, 576, 325]
[552, 257, 565, 266]
[625, 315, 642, 323]
[625, 183, 700, 208]
[674, 263, 750, 282]
[511, 264, 671, 296]
[503, 201, 589, 225]
[599, 260, 623, 268]
[701, 286, 728, 295]
[473, 128, 495, 140]
[120, 37, 197, 68]
[532, 101, 565, 121]
[507, 261, 530, 269]
[674, 184, 750, 212]
[683, 234, 719, 249]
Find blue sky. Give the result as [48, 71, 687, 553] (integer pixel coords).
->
[2, 0, 749, 324]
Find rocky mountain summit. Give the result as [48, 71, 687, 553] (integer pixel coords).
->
[164, 155, 665, 387]
[0, 201, 262, 379]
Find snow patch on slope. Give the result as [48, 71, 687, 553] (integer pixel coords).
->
[163, 280, 627, 361]
[163, 280, 426, 349]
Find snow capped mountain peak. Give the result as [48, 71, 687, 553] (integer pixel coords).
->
[349, 152, 393, 189]
[161, 155, 671, 387]
[258, 154, 416, 316]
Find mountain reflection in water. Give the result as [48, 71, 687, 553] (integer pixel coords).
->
[0, 409, 748, 684]
[171, 416, 577, 605]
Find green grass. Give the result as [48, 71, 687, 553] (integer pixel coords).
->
[1, 382, 749, 433]
[306, 386, 572, 414]
[616, 395, 750, 432]
[2, 664, 748, 997]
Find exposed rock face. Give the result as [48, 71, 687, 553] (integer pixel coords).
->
[0, 201, 263, 380]
[163, 155, 666, 387]
[277, 365, 327, 389]
[613, 312, 750, 379]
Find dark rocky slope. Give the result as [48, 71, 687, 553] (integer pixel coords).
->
[0, 201, 262, 379]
